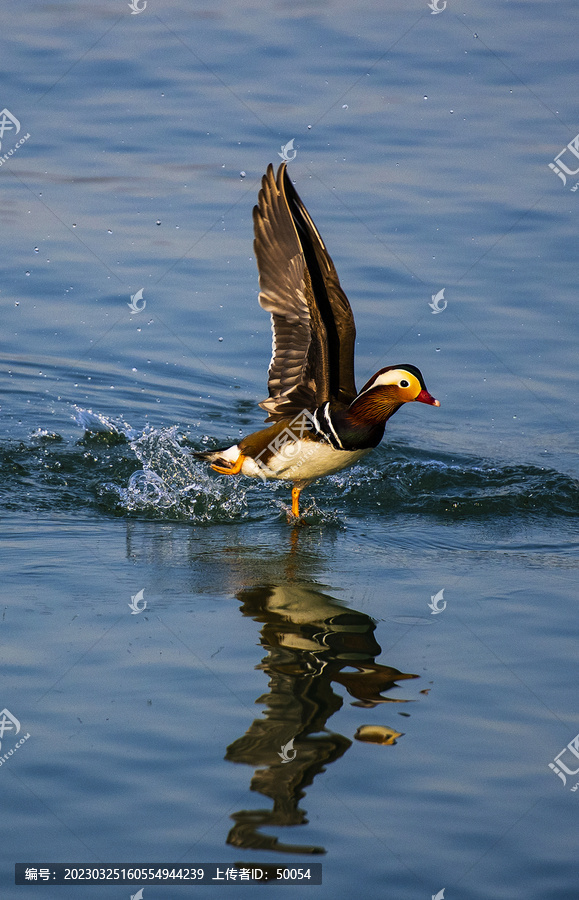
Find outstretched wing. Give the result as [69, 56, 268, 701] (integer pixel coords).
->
[282, 168, 357, 405]
[253, 163, 357, 422]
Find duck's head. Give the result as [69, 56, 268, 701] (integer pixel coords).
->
[349, 364, 440, 423]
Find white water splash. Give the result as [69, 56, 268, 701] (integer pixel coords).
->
[73, 406, 139, 440]
[108, 426, 248, 521]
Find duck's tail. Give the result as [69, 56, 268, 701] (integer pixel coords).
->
[193, 445, 242, 473]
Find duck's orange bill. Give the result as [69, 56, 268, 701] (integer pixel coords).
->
[416, 389, 440, 407]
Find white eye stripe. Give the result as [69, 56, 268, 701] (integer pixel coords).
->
[366, 370, 414, 388]
[355, 369, 419, 401]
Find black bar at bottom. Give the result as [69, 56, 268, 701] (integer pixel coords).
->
[15, 863, 322, 885]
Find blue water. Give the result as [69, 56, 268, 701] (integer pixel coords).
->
[1, 1, 578, 898]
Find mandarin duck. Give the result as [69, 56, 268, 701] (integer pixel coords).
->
[196, 163, 439, 517]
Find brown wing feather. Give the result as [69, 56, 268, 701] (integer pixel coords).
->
[253, 164, 327, 420]
[282, 168, 357, 405]
[253, 163, 357, 422]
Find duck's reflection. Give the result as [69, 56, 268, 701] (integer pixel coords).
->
[226, 583, 418, 854]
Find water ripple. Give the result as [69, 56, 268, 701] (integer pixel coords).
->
[1, 413, 577, 525]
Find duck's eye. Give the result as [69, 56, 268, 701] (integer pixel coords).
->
[399, 380, 410, 388]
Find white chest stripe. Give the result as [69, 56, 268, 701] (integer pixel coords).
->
[323, 402, 344, 449]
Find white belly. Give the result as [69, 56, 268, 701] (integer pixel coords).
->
[241, 440, 372, 484]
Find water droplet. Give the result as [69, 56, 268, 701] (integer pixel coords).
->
[240, 171, 246, 178]
[156, 220, 161, 226]
[14, 301, 19, 306]
[449, 109, 454, 114]
[473, 32, 478, 38]
[342, 104, 348, 109]
[132, 367, 137, 372]
[218, 337, 223, 342]
[34, 247, 39, 252]
[72, 223, 76, 228]
[435, 348, 441, 352]
[307, 125, 312, 129]
[423, 95, 428, 100]
[25, 271, 30, 276]
[107, 229, 112, 234]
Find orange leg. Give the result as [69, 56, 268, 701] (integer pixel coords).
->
[291, 486, 301, 518]
[211, 453, 246, 475]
